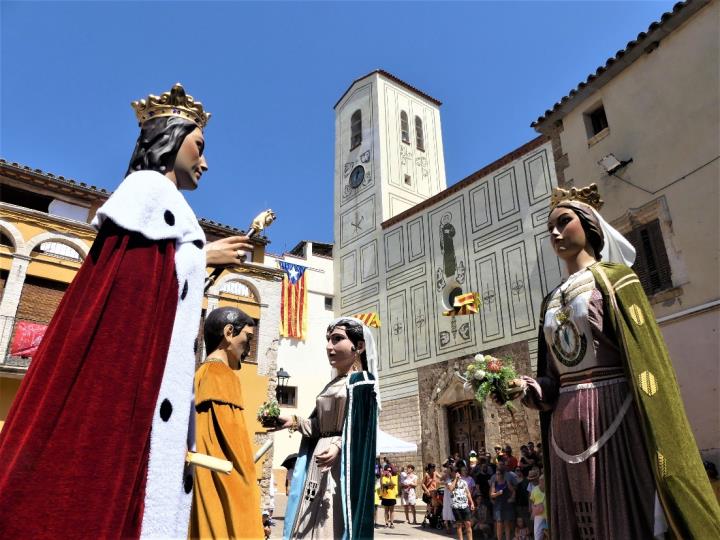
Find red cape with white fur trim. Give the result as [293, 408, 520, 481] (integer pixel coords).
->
[0, 222, 177, 538]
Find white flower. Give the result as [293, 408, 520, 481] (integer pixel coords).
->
[474, 353, 485, 363]
[474, 369, 486, 380]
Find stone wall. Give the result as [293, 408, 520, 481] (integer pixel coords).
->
[417, 340, 540, 468]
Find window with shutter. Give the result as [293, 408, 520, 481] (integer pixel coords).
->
[400, 111, 410, 144]
[415, 115, 425, 151]
[625, 219, 672, 295]
[350, 110, 362, 149]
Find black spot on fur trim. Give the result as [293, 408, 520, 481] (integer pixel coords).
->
[193, 239, 204, 249]
[164, 210, 175, 226]
[181, 280, 188, 300]
[160, 399, 172, 421]
[184, 473, 193, 494]
[194, 337, 199, 355]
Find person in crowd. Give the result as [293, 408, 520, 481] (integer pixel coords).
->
[460, 465, 476, 499]
[491, 457, 519, 488]
[515, 184, 720, 537]
[422, 463, 440, 521]
[448, 466, 475, 540]
[519, 445, 534, 477]
[374, 472, 382, 528]
[471, 493, 493, 539]
[512, 516, 531, 540]
[262, 511, 272, 540]
[442, 464, 456, 532]
[456, 452, 469, 469]
[513, 467, 530, 527]
[490, 470, 516, 540]
[189, 307, 263, 539]
[380, 464, 399, 528]
[504, 446, 518, 471]
[529, 474, 547, 540]
[280, 317, 379, 539]
[527, 442, 539, 466]
[474, 459, 493, 511]
[383, 456, 398, 475]
[526, 467, 540, 496]
[401, 464, 419, 524]
[492, 445, 504, 465]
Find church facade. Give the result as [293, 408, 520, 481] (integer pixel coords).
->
[332, 70, 561, 465]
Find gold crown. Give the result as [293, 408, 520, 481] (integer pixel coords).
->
[131, 83, 211, 129]
[550, 183, 604, 211]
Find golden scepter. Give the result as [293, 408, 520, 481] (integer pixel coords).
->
[204, 209, 277, 292]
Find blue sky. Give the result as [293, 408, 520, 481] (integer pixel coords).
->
[1, 1, 676, 254]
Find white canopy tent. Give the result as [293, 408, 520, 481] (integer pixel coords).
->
[376, 428, 417, 454]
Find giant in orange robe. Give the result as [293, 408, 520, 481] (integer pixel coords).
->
[189, 361, 264, 540]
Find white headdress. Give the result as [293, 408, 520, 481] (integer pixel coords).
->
[592, 208, 636, 266]
[328, 316, 381, 411]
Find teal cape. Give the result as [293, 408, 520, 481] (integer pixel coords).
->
[536, 262, 720, 538]
[284, 371, 377, 540]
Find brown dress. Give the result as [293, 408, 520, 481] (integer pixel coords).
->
[523, 268, 659, 540]
[189, 362, 264, 540]
[288, 375, 348, 539]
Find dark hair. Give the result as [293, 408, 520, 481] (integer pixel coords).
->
[126, 116, 197, 177]
[204, 307, 255, 354]
[326, 318, 367, 370]
[556, 202, 605, 260]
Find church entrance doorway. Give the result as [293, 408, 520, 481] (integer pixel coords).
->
[447, 400, 484, 459]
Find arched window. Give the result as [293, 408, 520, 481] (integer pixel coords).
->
[400, 111, 410, 144]
[415, 116, 425, 151]
[350, 110, 362, 149]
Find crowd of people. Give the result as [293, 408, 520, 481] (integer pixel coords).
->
[375, 445, 548, 540]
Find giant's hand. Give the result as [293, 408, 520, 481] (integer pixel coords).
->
[205, 236, 254, 267]
[315, 444, 340, 473]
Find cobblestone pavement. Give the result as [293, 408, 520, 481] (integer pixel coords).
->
[270, 495, 456, 539]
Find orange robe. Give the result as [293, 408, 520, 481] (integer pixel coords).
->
[189, 362, 264, 540]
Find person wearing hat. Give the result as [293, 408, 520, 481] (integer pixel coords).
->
[0, 83, 254, 538]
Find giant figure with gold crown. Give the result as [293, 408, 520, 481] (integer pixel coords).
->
[509, 184, 720, 538]
[0, 84, 254, 538]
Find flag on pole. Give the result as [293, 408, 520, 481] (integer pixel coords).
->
[279, 261, 308, 340]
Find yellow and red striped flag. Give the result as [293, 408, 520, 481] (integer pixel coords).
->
[442, 292, 481, 316]
[279, 261, 308, 340]
[351, 312, 381, 328]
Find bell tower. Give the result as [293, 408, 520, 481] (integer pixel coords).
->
[332, 70, 447, 310]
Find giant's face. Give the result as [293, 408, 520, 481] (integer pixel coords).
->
[174, 127, 208, 190]
[325, 325, 363, 375]
[227, 324, 254, 368]
[547, 206, 588, 261]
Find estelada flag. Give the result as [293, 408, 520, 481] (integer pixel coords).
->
[279, 261, 308, 340]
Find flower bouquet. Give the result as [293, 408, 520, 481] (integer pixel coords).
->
[461, 354, 522, 413]
[257, 398, 282, 428]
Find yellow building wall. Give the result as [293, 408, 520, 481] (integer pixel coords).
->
[0, 378, 22, 431]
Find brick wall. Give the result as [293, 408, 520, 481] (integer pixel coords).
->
[16, 276, 68, 323]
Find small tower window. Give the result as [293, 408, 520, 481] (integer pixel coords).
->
[584, 104, 609, 139]
[350, 110, 362, 149]
[404, 174, 412, 186]
[415, 116, 425, 151]
[400, 111, 410, 144]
